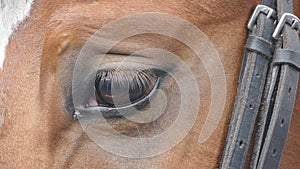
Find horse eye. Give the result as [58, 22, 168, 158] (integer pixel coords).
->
[94, 68, 160, 107]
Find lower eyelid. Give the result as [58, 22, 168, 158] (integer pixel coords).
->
[75, 79, 158, 119]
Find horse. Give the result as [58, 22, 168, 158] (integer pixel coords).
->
[0, 0, 299, 168]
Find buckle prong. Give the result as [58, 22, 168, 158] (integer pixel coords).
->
[267, 10, 273, 19]
[272, 13, 300, 39]
[291, 19, 299, 29]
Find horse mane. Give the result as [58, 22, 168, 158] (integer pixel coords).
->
[0, 0, 34, 68]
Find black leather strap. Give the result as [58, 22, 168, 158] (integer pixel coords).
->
[220, 0, 300, 168]
[273, 49, 300, 71]
[255, 0, 300, 168]
[245, 35, 275, 59]
[219, 2, 277, 168]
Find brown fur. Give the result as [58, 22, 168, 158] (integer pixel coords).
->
[0, 0, 299, 168]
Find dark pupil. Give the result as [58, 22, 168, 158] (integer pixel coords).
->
[95, 69, 157, 107]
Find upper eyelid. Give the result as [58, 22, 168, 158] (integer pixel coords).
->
[96, 61, 177, 74]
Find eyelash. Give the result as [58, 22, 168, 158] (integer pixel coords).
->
[93, 68, 165, 108]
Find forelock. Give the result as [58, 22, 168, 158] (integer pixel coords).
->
[0, 0, 34, 68]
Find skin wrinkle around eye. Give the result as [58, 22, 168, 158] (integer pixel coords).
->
[45, 21, 209, 142]
[55, 37, 183, 134]
[56, 32, 203, 150]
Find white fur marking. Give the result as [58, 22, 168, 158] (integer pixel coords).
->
[0, 0, 34, 68]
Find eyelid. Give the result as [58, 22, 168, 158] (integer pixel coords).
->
[96, 60, 176, 74]
[97, 62, 161, 71]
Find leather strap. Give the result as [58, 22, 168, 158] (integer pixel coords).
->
[255, 0, 300, 168]
[245, 35, 275, 59]
[219, 1, 277, 168]
[273, 49, 300, 71]
[220, 0, 300, 168]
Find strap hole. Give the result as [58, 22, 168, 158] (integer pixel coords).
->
[256, 73, 260, 78]
[239, 140, 245, 148]
[280, 118, 285, 127]
[249, 104, 253, 109]
[272, 148, 277, 156]
[288, 87, 292, 93]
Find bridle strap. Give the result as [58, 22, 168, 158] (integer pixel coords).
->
[219, 0, 277, 168]
[219, 0, 300, 168]
[255, 0, 300, 168]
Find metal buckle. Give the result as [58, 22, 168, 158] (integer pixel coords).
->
[247, 5, 276, 31]
[273, 13, 300, 39]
